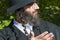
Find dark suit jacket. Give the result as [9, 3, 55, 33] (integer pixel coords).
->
[0, 20, 60, 40]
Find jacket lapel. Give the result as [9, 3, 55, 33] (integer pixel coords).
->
[37, 20, 49, 33]
[33, 26, 41, 37]
[9, 20, 28, 40]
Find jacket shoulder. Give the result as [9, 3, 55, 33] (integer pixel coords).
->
[0, 27, 15, 40]
[41, 20, 60, 29]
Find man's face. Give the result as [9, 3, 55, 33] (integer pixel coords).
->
[24, 2, 39, 18]
[22, 2, 40, 26]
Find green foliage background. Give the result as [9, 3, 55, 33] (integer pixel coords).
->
[0, 0, 60, 29]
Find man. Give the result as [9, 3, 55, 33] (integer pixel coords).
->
[0, 0, 60, 40]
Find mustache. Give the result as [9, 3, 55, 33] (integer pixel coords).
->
[33, 9, 39, 13]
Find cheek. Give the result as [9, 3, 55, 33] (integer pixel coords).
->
[25, 8, 33, 15]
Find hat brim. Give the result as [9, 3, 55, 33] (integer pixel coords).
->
[7, 0, 36, 14]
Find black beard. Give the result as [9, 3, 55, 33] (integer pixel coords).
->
[18, 10, 40, 27]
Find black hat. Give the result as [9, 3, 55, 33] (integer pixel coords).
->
[7, 0, 36, 13]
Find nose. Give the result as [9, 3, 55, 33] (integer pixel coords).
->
[34, 3, 39, 9]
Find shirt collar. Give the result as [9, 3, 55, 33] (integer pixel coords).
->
[13, 19, 33, 34]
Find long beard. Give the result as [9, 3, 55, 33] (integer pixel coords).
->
[19, 10, 40, 27]
[26, 14, 40, 27]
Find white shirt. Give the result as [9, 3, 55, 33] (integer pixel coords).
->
[13, 19, 33, 35]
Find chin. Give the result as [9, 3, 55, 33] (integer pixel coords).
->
[33, 15, 38, 19]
